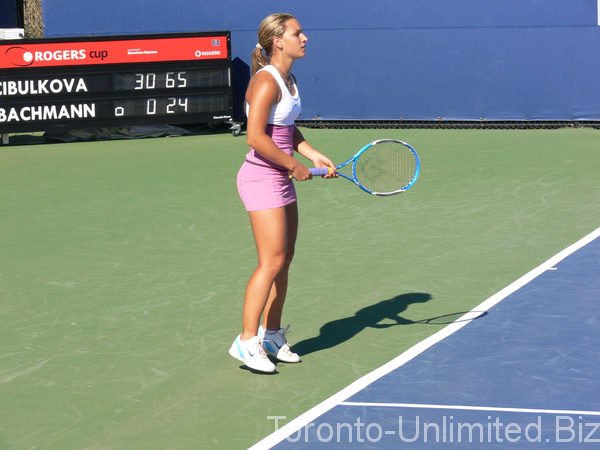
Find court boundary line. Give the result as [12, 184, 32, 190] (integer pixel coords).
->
[249, 226, 600, 450]
[340, 402, 600, 417]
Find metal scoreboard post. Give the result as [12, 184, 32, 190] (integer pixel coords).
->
[0, 31, 236, 142]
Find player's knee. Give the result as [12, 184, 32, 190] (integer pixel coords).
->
[259, 254, 286, 276]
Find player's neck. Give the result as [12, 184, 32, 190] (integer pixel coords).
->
[270, 56, 292, 77]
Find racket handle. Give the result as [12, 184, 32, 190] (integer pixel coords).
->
[310, 167, 334, 177]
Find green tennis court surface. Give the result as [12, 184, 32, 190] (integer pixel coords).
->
[1, 127, 598, 448]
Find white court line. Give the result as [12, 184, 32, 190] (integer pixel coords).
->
[249, 226, 600, 450]
[340, 402, 600, 417]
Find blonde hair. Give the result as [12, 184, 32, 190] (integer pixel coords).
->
[250, 13, 295, 77]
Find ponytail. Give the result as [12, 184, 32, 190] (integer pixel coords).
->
[250, 46, 270, 77]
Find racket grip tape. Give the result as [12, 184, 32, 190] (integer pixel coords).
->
[310, 167, 334, 176]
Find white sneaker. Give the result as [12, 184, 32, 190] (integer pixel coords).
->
[229, 334, 276, 373]
[259, 325, 301, 363]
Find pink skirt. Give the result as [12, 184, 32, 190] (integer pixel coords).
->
[237, 125, 297, 212]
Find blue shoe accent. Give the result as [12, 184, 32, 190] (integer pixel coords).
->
[265, 341, 277, 353]
[235, 338, 245, 359]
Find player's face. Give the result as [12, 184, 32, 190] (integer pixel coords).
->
[279, 19, 307, 59]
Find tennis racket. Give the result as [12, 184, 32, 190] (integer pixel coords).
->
[310, 139, 420, 196]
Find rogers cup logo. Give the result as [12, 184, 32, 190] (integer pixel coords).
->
[4, 46, 87, 67]
[5, 46, 35, 66]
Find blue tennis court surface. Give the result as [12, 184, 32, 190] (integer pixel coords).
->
[254, 228, 600, 448]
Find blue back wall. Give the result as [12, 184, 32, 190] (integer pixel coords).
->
[42, 0, 600, 121]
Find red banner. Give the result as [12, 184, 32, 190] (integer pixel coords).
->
[0, 35, 229, 69]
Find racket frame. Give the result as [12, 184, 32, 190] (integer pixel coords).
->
[311, 139, 420, 196]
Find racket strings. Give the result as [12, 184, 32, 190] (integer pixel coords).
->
[354, 141, 417, 194]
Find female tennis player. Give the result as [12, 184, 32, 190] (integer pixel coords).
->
[229, 13, 336, 373]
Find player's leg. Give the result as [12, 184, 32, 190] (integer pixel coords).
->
[262, 201, 298, 331]
[229, 205, 287, 372]
[241, 205, 288, 341]
[260, 202, 301, 363]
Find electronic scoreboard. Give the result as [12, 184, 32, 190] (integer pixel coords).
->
[0, 31, 233, 137]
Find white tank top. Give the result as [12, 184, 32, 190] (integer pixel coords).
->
[246, 65, 301, 126]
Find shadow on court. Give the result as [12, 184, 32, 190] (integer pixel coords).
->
[292, 293, 434, 356]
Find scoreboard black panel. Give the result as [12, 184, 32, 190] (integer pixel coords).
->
[0, 31, 232, 133]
